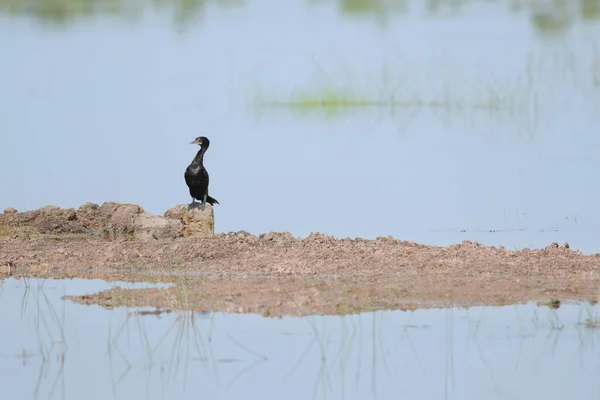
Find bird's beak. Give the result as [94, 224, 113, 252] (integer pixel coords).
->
[190, 139, 200, 145]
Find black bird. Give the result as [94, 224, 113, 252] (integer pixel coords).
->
[185, 136, 219, 211]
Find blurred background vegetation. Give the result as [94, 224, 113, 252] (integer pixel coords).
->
[0, 0, 599, 34]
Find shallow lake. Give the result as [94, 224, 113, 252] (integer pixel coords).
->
[1, 277, 599, 400]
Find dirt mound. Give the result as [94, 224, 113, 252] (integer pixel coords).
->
[2, 228, 599, 315]
[2, 203, 599, 316]
[1, 202, 214, 240]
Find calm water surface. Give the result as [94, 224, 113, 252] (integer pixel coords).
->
[1, 277, 600, 400]
[1, 0, 599, 252]
[1, 4, 599, 397]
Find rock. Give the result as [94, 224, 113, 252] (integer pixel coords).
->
[76, 202, 101, 230]
[133, 212, 183, 240]
[24, 205, 88, 234]
[230, 230, 253, 239]
[79, 202, 100, 212]
[272, 232, 294, 242]
[258, 232, 293, 242]
[164, 205, 186, 220]
[3, 208, 17, 214]
[0, 202, 214, 240]
[39, 205, 63, 215]
[260, 233, 273, 241]
[164, 204, 214, 237]
[102, 203, 145, 239]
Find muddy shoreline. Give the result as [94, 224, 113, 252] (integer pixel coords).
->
[2, 227, 599, 316]
[2, 203, 599, 317]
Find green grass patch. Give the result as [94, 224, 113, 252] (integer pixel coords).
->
[270, 88, 387, 109]
[254, 83, 527, 119]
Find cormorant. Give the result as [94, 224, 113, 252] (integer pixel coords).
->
[185, 136, 219, 211]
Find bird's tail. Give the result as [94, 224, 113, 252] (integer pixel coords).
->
[206, 195, 219, 206]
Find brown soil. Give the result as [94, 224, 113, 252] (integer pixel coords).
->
[0, 203, 600, 316]
[1, 205, 599, 317]
[0, 202, 213, 240]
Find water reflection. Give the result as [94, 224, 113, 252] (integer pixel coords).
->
[0, 0, 244, 27]
[1, 277, 600, 399]
[2, 0, 600, 33]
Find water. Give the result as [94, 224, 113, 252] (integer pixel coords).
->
[1, 277, 599, 399]
[1, 0, 599, 252]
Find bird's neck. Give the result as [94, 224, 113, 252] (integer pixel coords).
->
[192, 148, 206, 165]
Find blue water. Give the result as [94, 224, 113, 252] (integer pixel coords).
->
[1, 0, 599, 252]
[1, 277, 599, 400]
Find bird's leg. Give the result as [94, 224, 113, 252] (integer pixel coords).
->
[199, 194, 207, 211]
[188, 197, 198, 211]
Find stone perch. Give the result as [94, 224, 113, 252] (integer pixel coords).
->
[164, 204, 215, 237]
[0, 202, 215, 239]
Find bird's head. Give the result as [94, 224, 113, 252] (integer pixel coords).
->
[190, 136, 210, 149]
